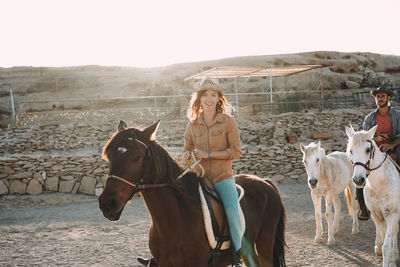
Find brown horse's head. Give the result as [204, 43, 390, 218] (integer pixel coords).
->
[98, 120, 159, 221]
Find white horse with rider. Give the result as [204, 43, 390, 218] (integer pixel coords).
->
[346, 125, 400, 267]
[300, 141, 359, 245]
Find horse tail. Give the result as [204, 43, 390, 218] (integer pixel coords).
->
[345, 186, 352, 216]
[263, 179, 286, 267]
[273, 203, 287, 267]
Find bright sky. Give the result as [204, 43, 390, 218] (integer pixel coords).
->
[1, 0, 399, 68]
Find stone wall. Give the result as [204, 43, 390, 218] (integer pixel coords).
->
[0, 108, 369, 196]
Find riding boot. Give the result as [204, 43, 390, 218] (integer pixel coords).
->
[356, 188, 370, 221]
[231, 249, 243, 267]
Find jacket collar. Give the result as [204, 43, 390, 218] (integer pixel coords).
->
[374, 106, 393, 117]
[194, 112, 225, 126]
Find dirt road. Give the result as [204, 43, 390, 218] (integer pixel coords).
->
[0, 183, 385, 266]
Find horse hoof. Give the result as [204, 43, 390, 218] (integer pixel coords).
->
[374, 246, 382, 256]
[351, 228, 360, 235]
[327, 238, 335, 245]
[314, 236, 323, 243]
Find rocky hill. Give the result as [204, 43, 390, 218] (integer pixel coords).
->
[1, 51, 400, 126]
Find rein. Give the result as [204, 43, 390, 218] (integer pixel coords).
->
[107, 175, 171, 190]
[352, 140, 388, 177]
[177, 151, 204, 180]
[108, 152, 204, 191]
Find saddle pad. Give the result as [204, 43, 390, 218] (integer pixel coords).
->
[198, 183, 246, 250]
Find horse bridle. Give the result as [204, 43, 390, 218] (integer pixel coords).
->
[107, 148, 171, 191]
[352, 139, 388, 177]
[107, 151, 203, 191]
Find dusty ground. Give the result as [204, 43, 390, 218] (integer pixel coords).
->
[0, 183, 388, 267]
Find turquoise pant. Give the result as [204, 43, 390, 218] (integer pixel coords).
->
[214, 178, 242, 251]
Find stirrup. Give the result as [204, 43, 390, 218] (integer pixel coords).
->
[137, 257, 157, 267]
[231, 250, 242, 267]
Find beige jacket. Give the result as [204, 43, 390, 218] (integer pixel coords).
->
[184, 113, 242, 184]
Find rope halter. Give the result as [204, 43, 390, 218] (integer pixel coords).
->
[352, 139, 388, 177]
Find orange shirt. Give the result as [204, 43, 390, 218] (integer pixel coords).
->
[375, 112, 393, 146]
[184, 113, 242, 184]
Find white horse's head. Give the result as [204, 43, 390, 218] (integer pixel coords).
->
[300, 141, 325, 189]
[345, 124, 378, 188]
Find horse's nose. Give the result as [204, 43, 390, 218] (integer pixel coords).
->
[352, 176, 365, 187]
[98, 194, 117, 212]
[309, 178, 318, 187]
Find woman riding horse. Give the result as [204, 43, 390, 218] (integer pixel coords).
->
[140, 76, 245, 266]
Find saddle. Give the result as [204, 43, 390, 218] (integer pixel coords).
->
[198, 179, 245, 251]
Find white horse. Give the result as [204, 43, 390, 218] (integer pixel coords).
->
[300, 142, 359, 245]
[346, 125, 400, 267]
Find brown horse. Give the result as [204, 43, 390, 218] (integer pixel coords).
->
[98, 120, 286, 267]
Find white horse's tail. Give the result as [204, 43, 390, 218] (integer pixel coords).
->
[345, 186, 353, 217]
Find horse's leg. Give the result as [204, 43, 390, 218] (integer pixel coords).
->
[325, 194, 335, 245]
[311, 191, 323, 243]
[371, 213, 385, 256]
[348, 184, 360, 235]
[332, 194, 341, 234]
[382, 214, 399, 267]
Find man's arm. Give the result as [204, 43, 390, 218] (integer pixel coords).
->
[379, 138, 400, 152]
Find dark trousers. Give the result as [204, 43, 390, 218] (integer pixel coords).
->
[356, 187, 365, 207]
[393, 146, 400, 166]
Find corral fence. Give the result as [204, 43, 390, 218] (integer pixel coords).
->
[8, 87, 385, 126]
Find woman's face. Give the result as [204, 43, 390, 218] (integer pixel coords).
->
[200, 89, 219, 112]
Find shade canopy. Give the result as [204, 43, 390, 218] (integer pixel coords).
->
[184, 65, 322, 81]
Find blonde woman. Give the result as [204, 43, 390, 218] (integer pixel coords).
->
[137, 77, 244, 267]
[183, 77, 243, 266]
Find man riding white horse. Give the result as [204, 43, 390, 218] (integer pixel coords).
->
[357, 86, 400, 221]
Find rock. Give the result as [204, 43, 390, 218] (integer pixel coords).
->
[26, 179, 43, 195]
[329, 59, 358, 73]
[271, 174, 285, 183]
[1, 167, 15, 175]
[95, 187, 103, 196]
[59, 179, 75, 193]
[45, 176, 59, 191]
[345, 80, 360, 89]
[92, 168, 104, 175]
[0, 180, 8, 195]
[33, 172, 44, 184]
[274, 128, 285, 137]
[60, 175, 74, 181]
[9, 180, 27, 194]
[9, 171, 32, 179]
[78, 177, 96, 195]
[71, 181, 80, 194]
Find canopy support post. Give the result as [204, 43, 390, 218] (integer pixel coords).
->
[235, 78, 239, 115]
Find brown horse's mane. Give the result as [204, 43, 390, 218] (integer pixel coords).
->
[103, 128, 202, 203]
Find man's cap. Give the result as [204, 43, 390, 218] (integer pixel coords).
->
[370, 86, 394, 97]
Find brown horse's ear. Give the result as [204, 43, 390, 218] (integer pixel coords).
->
[142, 120, 160, 141]
[118, 120, 128, 132]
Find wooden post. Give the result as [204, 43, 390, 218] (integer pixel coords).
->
[10, 89, 16, 127]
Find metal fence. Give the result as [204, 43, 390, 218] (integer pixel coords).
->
[9, 87, 380, 126]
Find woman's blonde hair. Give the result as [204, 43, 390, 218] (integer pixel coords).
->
[187, 89, 233, 121]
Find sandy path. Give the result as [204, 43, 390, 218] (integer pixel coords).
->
[0, 183, 388, 266]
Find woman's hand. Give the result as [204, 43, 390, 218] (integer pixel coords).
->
[182, 151, 192, 161]
[193, 149, 208, 160]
